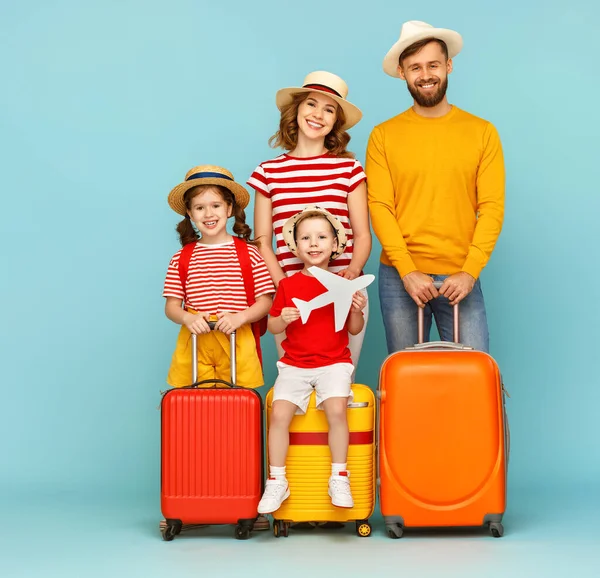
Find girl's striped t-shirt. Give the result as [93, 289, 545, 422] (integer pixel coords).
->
[163, 240, 275, 313]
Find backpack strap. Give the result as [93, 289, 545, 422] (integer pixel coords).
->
[178, 242, 196, 307]
[233, 237, 263, 366]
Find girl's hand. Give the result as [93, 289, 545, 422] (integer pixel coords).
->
[183, 311, 211, 334]
[350, 291, 367, 313]
[215, 311, 245, 335]
[337, 267, 360, 280]
[280, 307, 301, 325]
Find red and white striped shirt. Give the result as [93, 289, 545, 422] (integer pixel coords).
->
[247, 153, 366, 276]
[163, 240, 275, 314]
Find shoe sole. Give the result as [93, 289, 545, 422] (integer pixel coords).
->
[258, 487, 291, 514]
[328, 491, 353, 509]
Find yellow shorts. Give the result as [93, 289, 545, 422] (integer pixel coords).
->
[166, 321, 263, 389]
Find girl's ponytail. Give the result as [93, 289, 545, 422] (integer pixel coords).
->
[176, 215, 198, 247]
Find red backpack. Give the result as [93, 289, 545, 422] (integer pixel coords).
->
[177, 237, 268, 365]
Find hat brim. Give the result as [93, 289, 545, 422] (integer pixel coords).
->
[383, 28, 463, 78]
[275, 87, 362, 130]
[168, 178, 250, 216]
[281, 206, 348, 261]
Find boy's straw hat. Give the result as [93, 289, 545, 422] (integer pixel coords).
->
[168, 165, 250, 215]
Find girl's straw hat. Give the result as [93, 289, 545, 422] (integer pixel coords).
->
[275, 71, 362, 130]
[168, 165, 250, 215]
[282, 205, 348, 260]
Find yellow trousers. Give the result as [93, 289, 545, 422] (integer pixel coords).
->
[166, 322, 263, 388]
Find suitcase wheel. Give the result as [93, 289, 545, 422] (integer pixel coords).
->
[160, 520, 182, 541]
[161, 524, 177, 541]
[356, 520, 372, 538]
[489, 522, 504, 538]
[386, 523, 403, 539]
[234, 525, 251, 540]
[273, 520, 289, 538]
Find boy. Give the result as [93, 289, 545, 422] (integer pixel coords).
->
[258, 205, 367, 514]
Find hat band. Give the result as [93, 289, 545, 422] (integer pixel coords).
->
[186, 171, 234, 182]
[302, 83, 342, 98]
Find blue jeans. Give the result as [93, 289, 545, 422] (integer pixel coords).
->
[378, 263, 490, 353]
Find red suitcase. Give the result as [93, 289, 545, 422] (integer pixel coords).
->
[160, 327, 264, 540]
[378, 301, 509, 539]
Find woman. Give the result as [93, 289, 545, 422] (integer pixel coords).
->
[247, 70, 371, 368]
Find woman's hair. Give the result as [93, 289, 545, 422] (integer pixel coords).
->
[175, 184, 255, 246]
[268, 92, 355, 158]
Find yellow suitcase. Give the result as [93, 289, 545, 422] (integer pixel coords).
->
[265, 384, 375, 538]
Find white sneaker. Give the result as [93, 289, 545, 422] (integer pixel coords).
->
[258, 477, 290, 514]
[328, 472, 354, 508]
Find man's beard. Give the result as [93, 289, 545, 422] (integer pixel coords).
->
[407, 76, 448, 107]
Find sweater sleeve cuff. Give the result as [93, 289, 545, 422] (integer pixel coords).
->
[461, 255, 483, 280]
[397, 256, 418, 279]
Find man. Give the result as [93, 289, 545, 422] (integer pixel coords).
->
[366, 20, 505, 353]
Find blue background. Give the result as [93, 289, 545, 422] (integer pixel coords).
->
[1, 0, 599, 575]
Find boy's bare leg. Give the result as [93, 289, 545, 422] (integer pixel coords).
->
[322, 397, 349, 463]
[322, 397, 353, 509]
[258, 400, 298, 515]
[268, 400, 298, 465]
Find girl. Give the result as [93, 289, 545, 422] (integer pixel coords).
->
[163, 164, 275, 390]
[248, 70, 372, 369]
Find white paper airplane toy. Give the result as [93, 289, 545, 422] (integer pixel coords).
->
[291, 266, 375, 332]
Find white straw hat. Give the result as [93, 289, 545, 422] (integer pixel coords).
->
[383, 21, 463, 78]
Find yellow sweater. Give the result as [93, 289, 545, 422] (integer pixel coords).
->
[366, 106, 504, 279]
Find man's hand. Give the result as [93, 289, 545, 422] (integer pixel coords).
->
[182, 310, 211, 334]
[402, 271, 438, 308]
[438, 272, 476, 305]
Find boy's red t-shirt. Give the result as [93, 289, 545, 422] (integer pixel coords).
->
[270, 271, 352, 368]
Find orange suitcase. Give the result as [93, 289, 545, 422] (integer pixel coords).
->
[378, 305, 509, 538]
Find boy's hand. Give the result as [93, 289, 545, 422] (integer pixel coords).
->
[215, 311, 246, 335]
[280, 307, 301, 325]
[183, 311, 211, 334]
[350, 291, 367, 314]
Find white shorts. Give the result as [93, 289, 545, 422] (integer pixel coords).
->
[273, 361, 354, 414]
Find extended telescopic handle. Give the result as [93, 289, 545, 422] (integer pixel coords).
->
[191, 321, 236, 384]
[417, 280, 460, 344]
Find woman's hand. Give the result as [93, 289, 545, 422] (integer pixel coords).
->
[337, 267, 360, 280]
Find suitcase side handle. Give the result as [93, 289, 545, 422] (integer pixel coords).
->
[347, 401, 369, 408]
[417, 281, 459, 344]
[191, 321, 237, 385]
